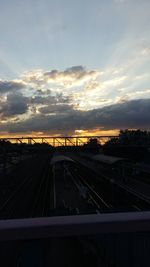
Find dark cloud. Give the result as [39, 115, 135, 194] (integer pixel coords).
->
[36, 89, 51, 95]
[30, 95, 56, 105]
[86, 98, 150, 130]
[65, 66, 84, 72]
[39, 104, 74, 114]
[1, 99, 149, 134]
[0, 109, 83, 133]
[0, 93, 28, 118]
[44, 66, 85, 78]
[30, 93, 71, 106]
[44, 69, 58, 78]
[0, 81, 25, 94]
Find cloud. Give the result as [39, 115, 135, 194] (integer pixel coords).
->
[1, 99, 149, 134]
[23, 66, 100, 89]
[87, 98, 150, 130]
[30, 95, 57, 105]
[0, 66, 150, 135]
[30, 93, 70, 105]
[0, 80, 25, 94]
[141, 47, 150, 55]
[44, 65, 98, 81]
[84, 81, 101, 91]
[101, 76, 127, 88]
[29, 94, 72, 116]
[0, 65, 149, 115]
[39, 104, 74, 115]
[0, 93, 28, 118]
[126, 89, 150, 98]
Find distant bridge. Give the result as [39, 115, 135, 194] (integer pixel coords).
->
[0, 136, 118, 146]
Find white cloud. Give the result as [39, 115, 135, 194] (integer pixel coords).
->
[22, 66, 100, 90]
[101, 76, 128, 88]
[141, 47, 150, 55]
[126, 89, 150, 98]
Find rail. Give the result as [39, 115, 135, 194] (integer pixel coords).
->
[65, 165, 110, 210]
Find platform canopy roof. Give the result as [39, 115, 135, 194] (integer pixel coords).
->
[92, 154, 126, 165]
[50, 155, 74, 165]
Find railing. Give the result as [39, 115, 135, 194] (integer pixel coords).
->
[0, 211, 150, 241]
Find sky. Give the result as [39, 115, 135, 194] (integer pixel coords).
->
[0, 0, 150, 136]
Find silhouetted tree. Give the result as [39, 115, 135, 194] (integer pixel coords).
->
[103, 130, 150, 160]
[105, 129, 150, 147]
[83, 138, 102, 153]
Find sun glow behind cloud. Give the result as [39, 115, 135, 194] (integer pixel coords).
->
[0, 65, 150, 137]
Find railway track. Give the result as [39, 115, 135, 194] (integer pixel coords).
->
[51, 161, 101, 215]
[0, 174, 35, 218]
[0, 153, 53, 219]
[70, 158, 150, 212]
[64, 164, 111, 212]
[31, 162, 53, 217]
[50, 158, 146, 214]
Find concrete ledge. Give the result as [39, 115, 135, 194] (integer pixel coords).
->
[0, 211, 150, 241]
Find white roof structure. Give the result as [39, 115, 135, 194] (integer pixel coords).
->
[50, 155, 74, 165]
[92, 154, 125, 165]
